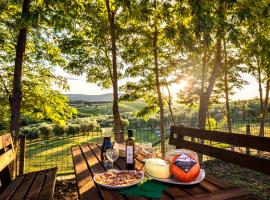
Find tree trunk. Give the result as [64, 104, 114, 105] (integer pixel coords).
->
[259, 78, 270, 137]
[257, 59, 264, 116]
[105, 0, 122, 142]
[10, 0, 31, 176]
[198, 39, 222, 131]
[153, 25, 165, 158]
[198, 51, 207, 130]
[164, 79, 175, 125]
[223, 38, 232, 133]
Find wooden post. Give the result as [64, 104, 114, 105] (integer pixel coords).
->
[19, 134, 26, 175]
[246, 124, 251, 155]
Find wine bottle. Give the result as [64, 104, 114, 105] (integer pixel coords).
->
[126, 129, 135, 170]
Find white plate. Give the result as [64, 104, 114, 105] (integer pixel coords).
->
[93, 170, 144, 189]
[146, 169, 205, 185]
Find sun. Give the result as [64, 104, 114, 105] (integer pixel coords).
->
[169, 80, 188, 98]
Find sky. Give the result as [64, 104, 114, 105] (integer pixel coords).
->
[55, 67, 259, 101]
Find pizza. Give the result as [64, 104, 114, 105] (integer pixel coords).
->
[94, 171, 144, 186]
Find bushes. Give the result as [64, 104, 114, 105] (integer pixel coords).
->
[75, 118, 99, 133]
[67, 124, 80, 135]
[20, 126, 39, 139]
[39, 124, 53, 139]
[53, 125, 67, 136]
[121, 118, 129, 129]
[21, 117, 100, 140]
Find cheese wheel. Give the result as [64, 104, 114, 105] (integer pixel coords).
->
[170, 154, 200, 182]
[145, 158, 171, 179]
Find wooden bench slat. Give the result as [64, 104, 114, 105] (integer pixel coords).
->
[0, 149, 15, 172]
[38, 167, 57, 200]
[164, 187, 191, 199]
[204, 174, 234, 190]
[0, 134, 12, 149]
[182, 185, 208, 196]
[25, 170, 47, 200]
[174, 187, 251, 200]
[72, 146, 100, 200]
[174, 140, 270, 175]
[198, 180, 222, 193]
[11, 172, 36, 200]
[0, 176, 24, 200]
[84, 144, 125, 200]
[170, 126, 270, 152]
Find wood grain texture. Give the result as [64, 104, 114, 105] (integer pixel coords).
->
[174, 140, 270, 175]
[25, 170, 47, 200]
[0, 134, 12, 149]
[170, 126, 270, 151]
[0, 176, 24, 200]
[11, 172, 36, 200]
[72, 146, 97, 200]
[71, 143, 256, 200]
[174, 188, 251, 200]
[38, 167, 57, 200]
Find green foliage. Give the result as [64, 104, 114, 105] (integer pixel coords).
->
[206, 117, 217, 130]
[75, 118, 99, 133]
[120, 118, 129, 129]
[53, 125, 67, 136]
[39, 123, 53, 139]
[67, 124, 80, 135]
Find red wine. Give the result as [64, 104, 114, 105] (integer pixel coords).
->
[126, 129, 135, 170]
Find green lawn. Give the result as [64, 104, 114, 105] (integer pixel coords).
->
[24, 132, 103, 175]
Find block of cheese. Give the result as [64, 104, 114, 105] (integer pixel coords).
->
[145, 158, 171, 179]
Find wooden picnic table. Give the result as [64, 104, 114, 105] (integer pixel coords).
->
[71, 143, 258, 200]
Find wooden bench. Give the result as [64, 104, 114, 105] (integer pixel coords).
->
[169, 126, 270, 175]
[0, 134, 57, 200]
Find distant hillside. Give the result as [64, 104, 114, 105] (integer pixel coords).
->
[65, 93, 113, 102]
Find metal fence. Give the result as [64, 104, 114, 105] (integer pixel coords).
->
[20, 120, 270, 177]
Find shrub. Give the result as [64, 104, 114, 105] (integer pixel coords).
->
[20, 127, 31, 136]
[39, 124, 53, 139]
[121, 118, 129, 129]
[76, 118, 99, 133]
[27, 128, 39, 139]
[53, 125, 67, 136]
[67, 124, 80, 135]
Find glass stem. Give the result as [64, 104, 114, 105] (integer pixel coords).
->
[111, 161, 113, 170]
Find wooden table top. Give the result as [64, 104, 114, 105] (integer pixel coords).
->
[71, 143, 258, 200]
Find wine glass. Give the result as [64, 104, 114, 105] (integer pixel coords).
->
[106, 144, 119, 172]
[101, 127, 112, 136]
[142, 142, 153, 158]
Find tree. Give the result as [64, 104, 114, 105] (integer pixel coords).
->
[121, 0, 189, 156]
[59, 0, 132, 142]
[0, 1, 79, 134]
[239, 0, 270, 136]
[10, 0, 31, 149]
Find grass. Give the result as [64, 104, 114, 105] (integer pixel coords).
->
[24, 129, 163, 175]
[75, 101, 145, 115]
[24, 132, 103, 175]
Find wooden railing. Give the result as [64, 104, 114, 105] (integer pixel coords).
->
[169, 126, 270, 175]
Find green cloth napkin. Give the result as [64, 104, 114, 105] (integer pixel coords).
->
[119, 179, 168, 199]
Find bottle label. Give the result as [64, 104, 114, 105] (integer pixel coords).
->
[126, 146, 134, 164]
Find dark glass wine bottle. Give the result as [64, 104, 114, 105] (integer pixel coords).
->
[126, 129, 135, 170]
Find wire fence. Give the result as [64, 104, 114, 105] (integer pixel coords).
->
[20, 120, 270, 177]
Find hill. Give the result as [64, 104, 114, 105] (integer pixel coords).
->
[65, 93, 113, 102]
